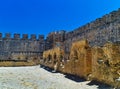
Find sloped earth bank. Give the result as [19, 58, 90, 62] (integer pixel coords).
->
[0, 65, 113, 89]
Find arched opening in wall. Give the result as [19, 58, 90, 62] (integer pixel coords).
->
[53, 53, 57, 64]
[53, 60, 57, 65]
[33, 57, 38, 63]
[48, 54, 52, 62]
[43, 58, 46, 63]
[59, 52, 63, 62]
[8, 57, 11, 60]
[33, 57, 37, 60]
[73, 50, 78, 62]
[17, 57, 21, 60]
[59, 52, 65, 68]
[25, 57, 28, 62]
[53, 53, 58, 65]
[54, 53, 57, 59]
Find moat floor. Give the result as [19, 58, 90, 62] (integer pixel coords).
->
[0, 65, 112, 89]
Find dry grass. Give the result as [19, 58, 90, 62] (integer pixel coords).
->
[0, 61, 38, 67]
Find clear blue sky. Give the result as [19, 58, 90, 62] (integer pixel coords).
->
[0, 0, 120, 37]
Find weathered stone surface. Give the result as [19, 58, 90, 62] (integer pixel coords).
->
[40, 8, 120, 88]
[41, 39, 120, 88]
[0, 7, 120, 88]
[42, 47, 65, 71]
[0, 33, 45, 65]
[64, 40, 92, 78]
[91, 42, 120, 87]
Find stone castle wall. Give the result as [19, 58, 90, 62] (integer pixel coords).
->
[0, 33, 45, 62]
[64, 8, 120, 54]
[41, 9, 120, 87]
[0, 8, 120, 63]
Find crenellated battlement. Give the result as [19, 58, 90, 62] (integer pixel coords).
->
[22, 34, 28, 40]
[13, 34, 21, 40]
[38, 35, 44, 40]
[0, 32, 45, 63]
[4, 33, 11, 40]
[30, 34, 36, 40]
[0, 33, 44, 41]
[0, 33, 2, 40]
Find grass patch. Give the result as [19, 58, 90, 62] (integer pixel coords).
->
[0, 61, 40, 67]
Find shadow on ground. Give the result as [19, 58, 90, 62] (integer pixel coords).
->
[40, 65, 58, 73]
[87, 80, 114, 89]
[64, 74, 86, 82]
[40, 65, 116, 89]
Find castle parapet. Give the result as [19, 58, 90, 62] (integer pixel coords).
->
[38, 35, 44, 41]
[4, 33, 11, 40]
[22, 34, 28, 40]
[13, 34, 20, 40]
[0, 33, 2, 40]
[30, 34, 36, 40]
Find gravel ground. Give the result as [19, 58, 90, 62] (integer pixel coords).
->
[0, 65, 113, 89]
